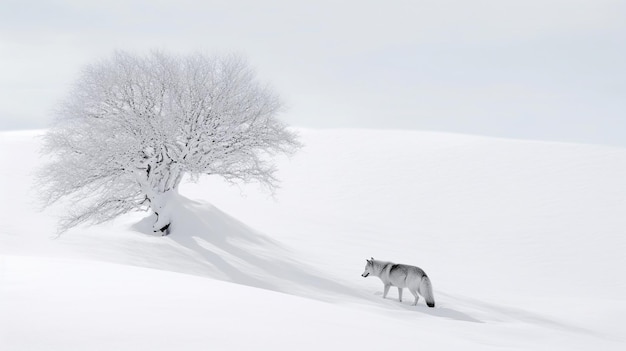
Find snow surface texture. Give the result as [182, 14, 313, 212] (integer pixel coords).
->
[1, 129, 625, 350]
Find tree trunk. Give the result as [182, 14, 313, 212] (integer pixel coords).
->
[150, 189, 177, 235]
[135, 155, 184, 236]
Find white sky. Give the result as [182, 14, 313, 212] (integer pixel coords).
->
[1, 0, 625, 146]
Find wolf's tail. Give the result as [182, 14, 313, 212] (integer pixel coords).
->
[420, 275, 435, 308]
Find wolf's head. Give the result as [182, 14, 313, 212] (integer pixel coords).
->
[361, 257, 375, 277]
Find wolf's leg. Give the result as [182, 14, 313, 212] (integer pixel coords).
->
[410, 289, 419, 306]
[398, 287, 403, 302]
[383, 284, 391, 299]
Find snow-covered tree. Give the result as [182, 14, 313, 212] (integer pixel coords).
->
[39, 51, 300, 235]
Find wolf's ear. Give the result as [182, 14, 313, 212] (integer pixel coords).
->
[371, 257, 374, 261]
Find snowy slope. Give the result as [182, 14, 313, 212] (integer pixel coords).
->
[1, 129, 625, 350]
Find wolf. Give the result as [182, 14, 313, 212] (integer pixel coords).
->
[361, 257, 435, 307]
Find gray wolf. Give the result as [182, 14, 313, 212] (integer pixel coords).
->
[361, 257, 435, 307]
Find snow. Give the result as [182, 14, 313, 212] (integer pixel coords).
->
[1, 129, 625, 350]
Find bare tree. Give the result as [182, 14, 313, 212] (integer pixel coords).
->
[39, 51, 300, 235]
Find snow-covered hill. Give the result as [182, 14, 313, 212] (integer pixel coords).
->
[1, 129, 625, 350]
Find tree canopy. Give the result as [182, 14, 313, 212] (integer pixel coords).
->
[39, 51, 300, 234]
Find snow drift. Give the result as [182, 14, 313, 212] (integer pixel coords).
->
[1, 129, 625, 350]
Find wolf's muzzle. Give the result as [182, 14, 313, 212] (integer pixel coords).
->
[361, 273, 369, 277]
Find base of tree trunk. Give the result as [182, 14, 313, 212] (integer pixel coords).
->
[157, 222, 171, 236]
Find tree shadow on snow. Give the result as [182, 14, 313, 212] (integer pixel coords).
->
[132, 195, 366, 303]
[131, 195, 485, 324]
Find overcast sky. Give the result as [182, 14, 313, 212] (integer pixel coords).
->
[1, 0, 625, 146]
